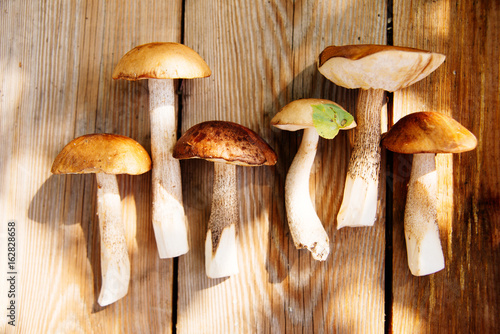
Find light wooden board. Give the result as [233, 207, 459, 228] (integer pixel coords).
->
[391, 0, 499, 332]
[179, 1, 387, 333]
[0, 1, 182, 333]
[1, 0, 499, 333]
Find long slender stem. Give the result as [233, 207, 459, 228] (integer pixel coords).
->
[96, 173, 130, 306]
[149, 78, 189, 258]
[404, 153, 444, 276]
[285, 127, 329, 261]
[337, 88, 385, 228]
[205, 163, 239, 278]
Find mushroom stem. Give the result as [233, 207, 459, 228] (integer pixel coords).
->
[285, 127, 329, 260]
[337, 88, 385, 228]
[205, 162, 239, 278]
[149, 78, 189, 258]
[95, 173, 130, 306]
[404, 153, 444, 276]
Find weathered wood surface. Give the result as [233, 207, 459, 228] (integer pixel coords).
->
[0, 0, 497, 333]
[179, 1, 387, 333]
[391, 0, 499, 333]
[0, 1, 182, 333]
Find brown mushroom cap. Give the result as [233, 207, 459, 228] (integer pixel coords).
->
[382, 112, 477, 154]
[173, 121, 277, 166]
[270, 98, 355, 131]
[318, 44, 446, 92]
[51, 134, 152, 175]
[112, 42, 211, 80]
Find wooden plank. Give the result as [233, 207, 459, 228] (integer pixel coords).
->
[179, 1, 387, 332]
[0, 1, 182, 332]
[391, 0, 499, 332]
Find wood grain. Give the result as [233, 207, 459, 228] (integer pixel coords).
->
[391, 0, 499, 332]
[0, 0, 182, 333]
[179, 1, 387, 333]
[1, 0, 498, 333]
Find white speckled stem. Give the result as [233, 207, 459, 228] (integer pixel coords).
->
[205, 163, 239, 278]
[149, 79, 188, 258]
[404, 153, 444, 276]
[337, 88, 384, 228]
[96, 173, 130, 306]
[285, 127, 329, 261]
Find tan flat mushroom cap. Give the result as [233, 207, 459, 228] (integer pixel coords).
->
[318, 44, 446, 92]
[382, 112, 477, 154]
[173, 121, 277, 166]
[51, 133, 152, 175]
[271, 98, 356, 131]
[112, 42, 211, 80]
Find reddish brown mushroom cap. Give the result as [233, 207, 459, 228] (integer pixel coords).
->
[318, 44, 446, 91]
[382, 112, 477, 154]
[173, 121, 277, 166]
[112, 42, 211, 80]
[51, 133, 152, 175]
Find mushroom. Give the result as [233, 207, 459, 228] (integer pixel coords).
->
[113, 42, 211, 258]
[173, 121, 277, 278]
[51, 134, 151, 305]
[270, 98, 356, 260]
[382, 112, 477, 275]
[317, 45, 446, 228]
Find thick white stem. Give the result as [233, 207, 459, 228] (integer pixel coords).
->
[205, 163, 239, 278]
[285, 128, 329, 261]
[405, 153, 444, 276]
[149, 79, 189, 258]
[96, 173, 130, 306]
[337, 88, 384, 228]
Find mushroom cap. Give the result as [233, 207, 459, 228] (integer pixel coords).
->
[270, 98, 356, 132]
[318, 44, 446, 92]
[382, 112, 477, 154]
[112, 42, 211, 80]
[51, 134, 152, 175]
[173, 121, 277, 166]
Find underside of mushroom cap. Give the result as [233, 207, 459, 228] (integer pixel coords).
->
[382, 111, 477, 154]
[318, 44, 446, 91]
[51, 134, 152, 175]
[112, 42, 211, 80]
[173, 121, 277, 166]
